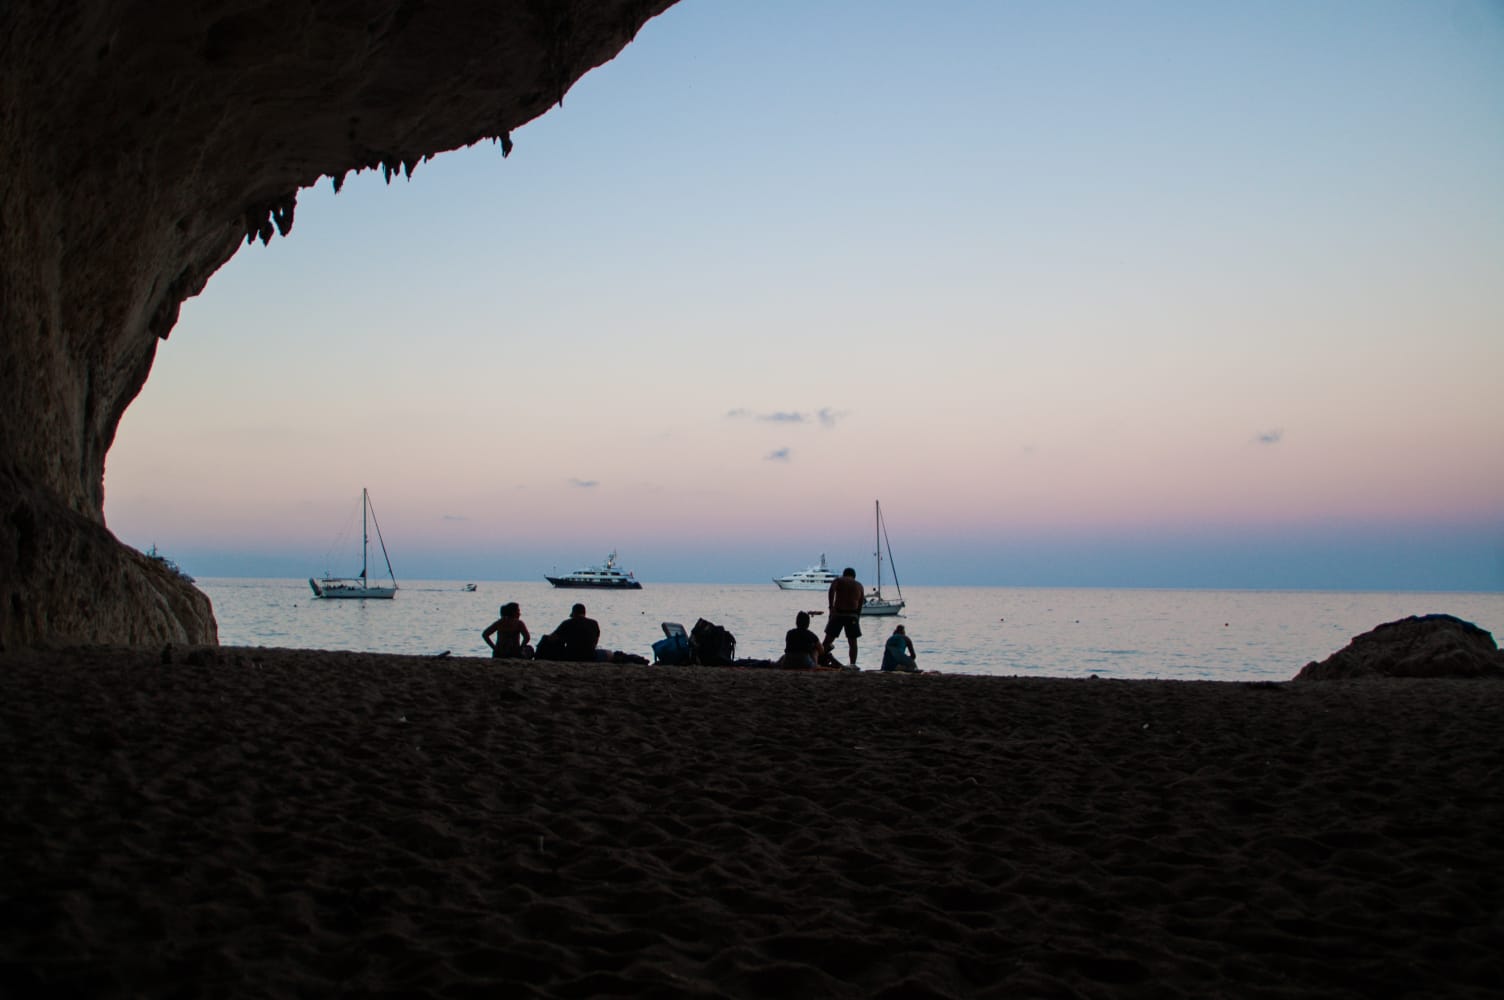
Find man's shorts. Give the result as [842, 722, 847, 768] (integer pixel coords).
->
[824, 612, 862, 641]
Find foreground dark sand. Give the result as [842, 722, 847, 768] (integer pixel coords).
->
[2, 647, 1501, 998]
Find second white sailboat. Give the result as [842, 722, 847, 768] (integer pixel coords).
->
[309, 488, 399, 599]
[861, 500, 905, 616]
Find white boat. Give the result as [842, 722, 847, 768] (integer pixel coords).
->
[546, 551, 643, 589]
[860, 500, 905, 616]
[309, 488, 398, 599]
[773, 553, 838, 590]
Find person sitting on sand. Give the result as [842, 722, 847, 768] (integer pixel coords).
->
[823, 567, 866, 667]
[779, 611, 824, 669]
[482, 602, 533, 659]
[543, 603, 600, 662]
[880, 624, 918, 673]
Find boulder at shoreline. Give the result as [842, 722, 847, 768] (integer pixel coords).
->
[1294, 613, 1503, 681]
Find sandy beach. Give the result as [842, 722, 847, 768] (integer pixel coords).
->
[2, 646, 1501, 997]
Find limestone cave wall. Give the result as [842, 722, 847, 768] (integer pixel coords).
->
[0, 0, 680, 649]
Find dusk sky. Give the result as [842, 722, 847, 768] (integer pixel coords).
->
[104, 0, 1503, 589]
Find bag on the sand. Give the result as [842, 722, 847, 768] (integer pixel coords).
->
[653, 623, 692, 666]
[690, 618, 737, 666]
[535, 633, 566, 661]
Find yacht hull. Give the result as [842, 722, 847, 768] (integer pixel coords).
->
[546, 577, 643, 589]
[773, 579, 833, 591]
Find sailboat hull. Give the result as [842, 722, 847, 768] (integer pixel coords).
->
[309, 578, 396, 599]
[861, 598, 905, 616]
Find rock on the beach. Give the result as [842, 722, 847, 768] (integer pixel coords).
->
[1294, 614, 1504, 681]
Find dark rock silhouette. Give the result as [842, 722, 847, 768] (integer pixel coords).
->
[1294, 614, 1503, 681]
[0, 0, 680, 648]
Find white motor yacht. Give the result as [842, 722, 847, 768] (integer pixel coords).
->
[773, 554, 838, 590]
[546, 551, 643, 589]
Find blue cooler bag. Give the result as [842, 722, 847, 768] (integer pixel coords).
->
[653, 623, 692, 665]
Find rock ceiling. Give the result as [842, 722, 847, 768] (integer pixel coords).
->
[0, 0, 681, 648]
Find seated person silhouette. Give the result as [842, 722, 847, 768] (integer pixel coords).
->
[780, 611, 824, 669]
[542, 603, 600, 662]
[880, 624, 918, 672]
[482, 602, 533, 659]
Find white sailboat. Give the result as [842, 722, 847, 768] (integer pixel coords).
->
[861, 500, 906, 616]
[309, 488, 399, 599]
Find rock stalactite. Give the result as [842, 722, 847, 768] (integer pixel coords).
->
[0, 0, 680, 649]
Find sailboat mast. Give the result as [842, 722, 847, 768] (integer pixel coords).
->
[364, 491, 399, 589]
[874, 500, 883, 595]
[361, 487, 369, 583]
[883, 503, 903, 600]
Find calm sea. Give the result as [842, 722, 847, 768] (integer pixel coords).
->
[198, 579, 1502, 682]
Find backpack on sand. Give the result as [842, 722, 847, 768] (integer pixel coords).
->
[690, 618, 737, 666]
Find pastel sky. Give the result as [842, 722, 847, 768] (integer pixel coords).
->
[105, 0, 1504, 589]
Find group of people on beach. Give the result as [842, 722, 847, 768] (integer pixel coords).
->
[799, 565, 917, 672]
[480, 565, 919, 672]
[481, 602, 645, 664]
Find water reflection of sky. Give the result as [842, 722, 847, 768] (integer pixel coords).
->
[201, 580, 1503, 683]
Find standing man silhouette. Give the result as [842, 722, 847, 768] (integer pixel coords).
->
[823, 567, 866, 667]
